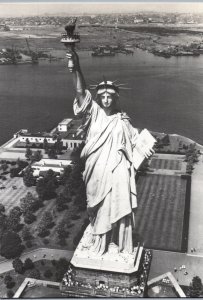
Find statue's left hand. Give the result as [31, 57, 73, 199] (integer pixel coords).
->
[143, 147, 155, 159]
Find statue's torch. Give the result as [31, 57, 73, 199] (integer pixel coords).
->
[61, 18, 80, 72]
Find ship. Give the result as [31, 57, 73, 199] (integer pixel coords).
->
[91, 45, 115, 57]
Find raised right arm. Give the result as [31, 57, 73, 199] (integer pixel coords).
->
[66, 49, 86, 107]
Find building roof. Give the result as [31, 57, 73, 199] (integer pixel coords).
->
[32, 158, 72, 168]
[58, 118, 72, 125]
[20, 132, 53, 138]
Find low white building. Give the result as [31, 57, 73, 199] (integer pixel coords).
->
[58, 118, 73, 132]
[19, 133, 55, 144]
[15, 118, 85, 150]
[31, 158, 72, 177]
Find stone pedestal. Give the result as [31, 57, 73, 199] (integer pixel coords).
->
[60, 225, 152, 297]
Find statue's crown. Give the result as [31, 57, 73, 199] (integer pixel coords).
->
[96, 81, 119, 95]
[90, 78, 129, 95]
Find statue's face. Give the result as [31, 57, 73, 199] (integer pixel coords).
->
[100, 92, 114, 109]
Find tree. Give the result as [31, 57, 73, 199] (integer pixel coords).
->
[23, 166, 35, 187]
[56, 221, 67, 239]
[0, 213, 7, 237]
[74, 194, 86, 211]
[189, 276, 203, 297]
[10, 167, 21, 178]
[28, 268, 40, 279]
[55, 258, 69, 282]
[71, 143, 84, 161]
[44, 269, 53, 279]
[4, 275, 12, 285]
[59, 165, 72, 185]
[36, 169, 58, 200]
[22, 226, 32, 241]
[56, 193, 68, 211]
[24, 211, 36, 224]
[6, 208, 21, 232]
[9, 206, 22, 218]
[6, 206, 22, 231]
[0, 203, 5, 213]
[37, 222, 49, 237]
[12, 258, 24, 274]
[61, 184, 72, 202]
[25, 147, 32, 160]
[20, 192, 40, 215]
[1, 162, 8, 172]
[24, 258, 34, 270]
[48, 148, 57, 159]
[7, 290, 14, 298]
[31, 150, 42, 163]
[25, 240, 32, 248]
[59, 238, 66, 246]
[43, 138, 49, 153]
[6, 281, 15, 289]
[54, 137, 63, 154]
[17, 159, 28, 170]
[0, 231, 23, 259]
[25, 138, 31, 148]
[43, 211, 53, 228]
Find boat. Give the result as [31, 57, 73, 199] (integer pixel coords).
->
[92, 51, 115, 57]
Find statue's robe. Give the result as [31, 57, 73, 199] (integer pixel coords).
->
[73, 90, 139, 254]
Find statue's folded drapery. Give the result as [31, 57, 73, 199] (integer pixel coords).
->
[73, 90, 139, 254]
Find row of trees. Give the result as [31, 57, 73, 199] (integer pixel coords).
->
[0, 191, 40, 258]
[25, 136, 64, 160]
[185, 143, 200, 174]
[0, 159, 28, 178]
[12, 257, 34, 274]
[25, 148, 42, 162]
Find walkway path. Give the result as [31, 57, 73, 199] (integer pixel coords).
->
[188, 154, 203, 254]
[0, 248, 73, 274]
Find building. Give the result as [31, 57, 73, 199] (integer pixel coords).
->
[14, 118, 85, 150]
[57, 118, 73, 132]
[18, 131, 56, 145]
[31, 158, 72, 177]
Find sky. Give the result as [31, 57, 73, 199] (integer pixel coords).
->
[1, 2, 203, 17]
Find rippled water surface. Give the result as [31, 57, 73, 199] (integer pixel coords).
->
[0, 49, 202, 145]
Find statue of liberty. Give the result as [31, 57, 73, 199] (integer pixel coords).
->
[66, 49, 153, 256]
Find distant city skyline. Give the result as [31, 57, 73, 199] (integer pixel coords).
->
[1, 2, 203, 17]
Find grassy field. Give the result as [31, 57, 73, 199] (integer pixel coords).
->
[27, 196, 87, 251]
[0, 177, 37, 212]
[135, 174, 188, 252]
[150, 158, 182, 171]
[0, 169, 87, 256]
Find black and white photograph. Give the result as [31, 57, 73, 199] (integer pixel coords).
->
[0, 0, 202, 298]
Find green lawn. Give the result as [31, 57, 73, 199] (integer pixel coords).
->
[27, 197, 87, 251]
[0, 171, 87, 256]
[0, 176, 37, 212]
[135, 174, 187, 252]
[150, 158, 182, 170]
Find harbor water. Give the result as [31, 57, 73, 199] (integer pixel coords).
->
[0, 49, 203, 145]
